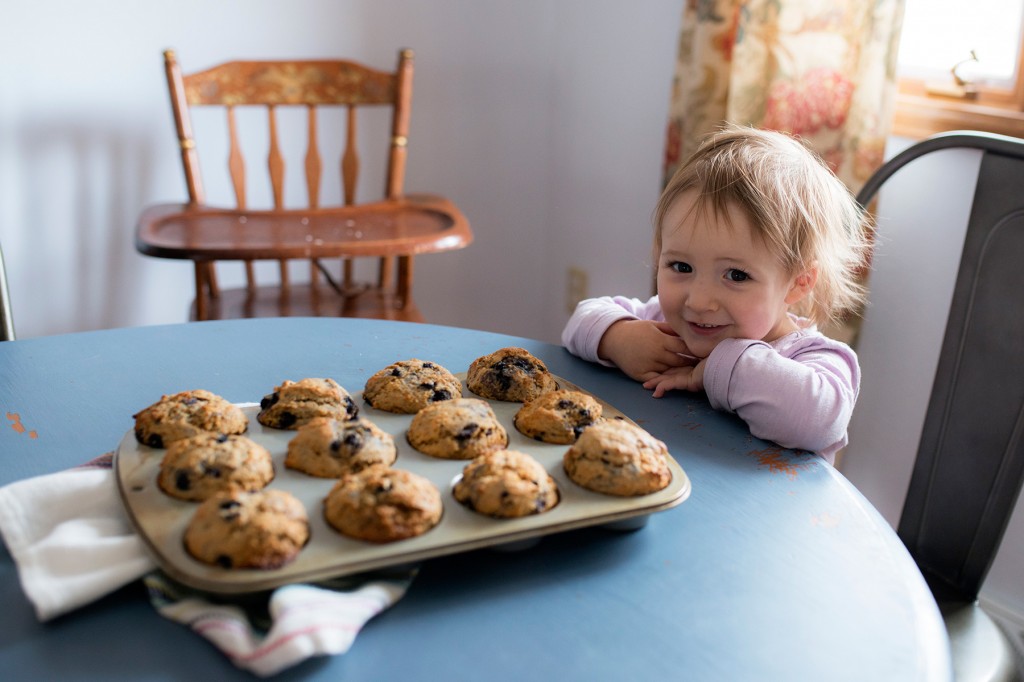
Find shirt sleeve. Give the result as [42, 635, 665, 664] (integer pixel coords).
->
[702, 333, 860, 463]
[561, 295, 664, 365]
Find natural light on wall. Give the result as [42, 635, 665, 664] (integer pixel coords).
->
[898, 0, 1023, 86]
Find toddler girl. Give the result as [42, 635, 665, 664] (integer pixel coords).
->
[562, 126, 872, 464]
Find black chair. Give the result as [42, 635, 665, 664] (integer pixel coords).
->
[856, 131, 1024, 682]
[0, 239, 13, 341]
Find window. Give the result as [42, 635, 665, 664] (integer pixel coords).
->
[893, 0, 1024, 139]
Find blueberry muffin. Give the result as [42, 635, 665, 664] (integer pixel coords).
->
[257, 378, 358, 430]
[513, 389, 603, 444]
[453, 449, 559, 518]
[134, 389, 248, 449]
[323, 466, 443, 543]
[362, 359, 462, 414]
[183, 489, 310, 569]
[406, 398, 508, 460]
[157, 433, 275, 501]
[285, 417, 397, 478]
[466, 347, 557, 402]
[563, 419, 672, 496]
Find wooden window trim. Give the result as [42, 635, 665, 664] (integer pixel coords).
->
[892, 38, 1024, 140]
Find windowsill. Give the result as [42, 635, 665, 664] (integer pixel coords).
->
[893, 92, 1024, 140]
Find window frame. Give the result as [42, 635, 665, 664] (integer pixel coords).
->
[892, 19, 1024, 139]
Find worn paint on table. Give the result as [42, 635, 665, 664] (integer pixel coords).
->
[811, 512, 841, 529]
[6, 412, 37, 439]
[748, 445, 814, 479]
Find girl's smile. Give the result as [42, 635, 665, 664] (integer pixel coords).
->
[687, 321, 725, 335]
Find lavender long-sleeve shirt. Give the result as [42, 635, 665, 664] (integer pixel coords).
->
[561, 295, 860, 465]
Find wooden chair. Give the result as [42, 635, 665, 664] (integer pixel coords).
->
[0, 239, 14, 341]
[136, 49, 472, 322]
[856, 131, 1024, 682]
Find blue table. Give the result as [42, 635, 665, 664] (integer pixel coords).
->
[0, 318, 951, 680]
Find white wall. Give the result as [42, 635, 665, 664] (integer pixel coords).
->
[0, 0, 682, 342]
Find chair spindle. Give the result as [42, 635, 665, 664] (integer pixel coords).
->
[304, 105, 322, 285]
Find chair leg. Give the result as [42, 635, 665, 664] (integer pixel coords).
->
[378, 256, 394, 294]
[0, 244, 14, 341]
[193, 262, 208, 321]
[205, 261, 220, 297]
[396, 256, 413, 310]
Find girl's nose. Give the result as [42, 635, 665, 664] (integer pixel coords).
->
[685, 279, 717, 312]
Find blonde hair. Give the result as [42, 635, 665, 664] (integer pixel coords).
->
[653, 125, 871, 326]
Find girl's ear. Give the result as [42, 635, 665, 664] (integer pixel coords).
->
[785, 263, 818, 305]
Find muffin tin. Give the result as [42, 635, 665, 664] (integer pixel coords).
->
[115, 376, 691, 594]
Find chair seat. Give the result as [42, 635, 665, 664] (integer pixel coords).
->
[941, 601, 1022, 682]
[136, 196, 471, 262]
[190, 284, 423, 323]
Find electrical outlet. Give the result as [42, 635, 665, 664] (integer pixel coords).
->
[566, 267, 588, 314]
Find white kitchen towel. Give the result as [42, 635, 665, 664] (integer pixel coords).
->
[0, 453, 415, 676]
[0, 453, 152, 621]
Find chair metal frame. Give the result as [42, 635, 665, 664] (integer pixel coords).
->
[0, 240, 14, 341]
[857, 130, 1024, 681]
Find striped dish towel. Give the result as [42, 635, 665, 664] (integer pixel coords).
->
[0, 453, 416, 677]
[145, 567, 416, 677]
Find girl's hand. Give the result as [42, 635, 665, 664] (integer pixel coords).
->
[643, 359, 707, 397]
[598, 319, 696, 382]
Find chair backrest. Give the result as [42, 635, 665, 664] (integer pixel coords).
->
[856, 131, 1024, 601]
[163, 48, 414, 294]
[0, 239, 14, 341]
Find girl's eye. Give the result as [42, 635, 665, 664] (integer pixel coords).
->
[669, 261, 692, 274]
[726, 268, 750, 282]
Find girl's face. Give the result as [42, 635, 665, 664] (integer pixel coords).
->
[656, 190, 815, 359]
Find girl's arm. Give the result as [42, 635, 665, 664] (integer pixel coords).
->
[562, 296, 692, 381]
[561, 295, 663, 364]
[702, 335, 860, 463]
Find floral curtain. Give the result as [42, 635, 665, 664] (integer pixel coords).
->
[664, 0, 906, 194]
